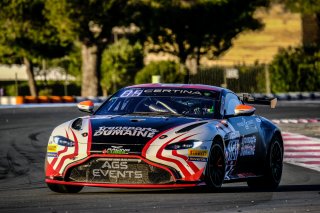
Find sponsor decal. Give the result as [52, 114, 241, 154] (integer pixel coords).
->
[224, 131, 240, 140]
[47, 152, 58, 158]
[104, 146, 130, 154]
[94, 126, 158, 138]
[240, 136, 256, 156]
[92, 160, 143, 179]
[236, 118, 256, 130]
[226, 139, 240, 161]
[225, 160, 236, 179]
[225, 133, 240, 177]
[47, 144, 57, 152]
[188, 149, 208, 157]
[188, 157, 207, 162]
[144, 89, 202, 96]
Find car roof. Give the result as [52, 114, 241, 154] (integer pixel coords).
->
[127, 83, 229, 93]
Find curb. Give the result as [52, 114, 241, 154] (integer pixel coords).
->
[283, 132, 320, 172]
[272, 118, 320, 124]
[251, 92, 320, 101]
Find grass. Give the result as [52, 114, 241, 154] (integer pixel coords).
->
[207, 4, 302, 66]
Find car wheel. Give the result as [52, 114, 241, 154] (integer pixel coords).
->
[47, 183, 84, 193]
[205, 142, 226, 190]
[247, 136, 283, 190]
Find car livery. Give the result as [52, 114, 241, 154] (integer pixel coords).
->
[45, 84, 283, 193]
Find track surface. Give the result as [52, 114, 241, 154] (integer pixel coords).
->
[0, 103, 319, 212]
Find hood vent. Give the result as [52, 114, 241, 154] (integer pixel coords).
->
[71, 118, 83, 130]
[130, 119, 145, 123]
[176, 121, 208, 133]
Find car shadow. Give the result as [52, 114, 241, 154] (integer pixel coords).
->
[79, 184, 320, 194]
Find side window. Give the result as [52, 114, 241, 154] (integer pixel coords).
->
[224, 93, 241, 116]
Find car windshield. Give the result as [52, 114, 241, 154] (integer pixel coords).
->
[95, 88, 220, 119]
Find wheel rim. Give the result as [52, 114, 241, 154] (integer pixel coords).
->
[208, 145, 225, 187]
[270, 141, 283, 182]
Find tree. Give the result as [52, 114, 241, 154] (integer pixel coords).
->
[277, 0, 320, 46]
[45, 0, 131, 97]
[132, 0, 270, 83]
[135, 60, 185, 84]
[101, 38, 144, 95]
[269, 46, 320, 92]
[0, 0, 71, 96]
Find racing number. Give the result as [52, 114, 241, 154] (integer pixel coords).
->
[120, 90, 143, 97]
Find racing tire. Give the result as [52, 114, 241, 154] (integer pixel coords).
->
[205, 142, 226, 190]
[47, 183, 84, 193]
[247, 136, 283, 190]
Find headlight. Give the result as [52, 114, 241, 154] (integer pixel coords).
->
[53, 136, 75, 147]
[165, 140, 202, 150]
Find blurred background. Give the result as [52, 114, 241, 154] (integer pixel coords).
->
[0, 0, 319, 98]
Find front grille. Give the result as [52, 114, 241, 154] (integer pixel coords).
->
[67, 158, 174, 184]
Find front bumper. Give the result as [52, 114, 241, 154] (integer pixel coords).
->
[45, 179, 198, 189]
[45, 154, 201, 188]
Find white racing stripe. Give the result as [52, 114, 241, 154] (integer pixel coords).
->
[53, 148, 74, 171]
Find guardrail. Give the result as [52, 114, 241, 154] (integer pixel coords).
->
[0, 92, 320, 105]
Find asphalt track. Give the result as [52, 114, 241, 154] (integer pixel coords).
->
[0, 102, 319, 212]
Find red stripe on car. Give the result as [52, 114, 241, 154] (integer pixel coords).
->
[50, 130, 70, 168]
[55, 129, 79, 173]
[156, 134, 192, 177]
[87, 119, 92, 155]
[142, 127, 175, 158]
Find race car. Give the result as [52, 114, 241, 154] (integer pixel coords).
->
[45, 84, 283, 193]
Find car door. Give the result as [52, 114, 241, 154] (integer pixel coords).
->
[222, 92, 263, 178]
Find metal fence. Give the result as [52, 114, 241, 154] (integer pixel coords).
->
[189, 64, 269, 94]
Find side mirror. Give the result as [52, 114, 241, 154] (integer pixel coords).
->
[77, 100, 94, 113]
[234, 104, 255, 116]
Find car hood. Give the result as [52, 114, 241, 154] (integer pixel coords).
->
[89, 115, 201, 145]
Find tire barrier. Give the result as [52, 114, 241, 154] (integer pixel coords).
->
[1, 96, 76, 105]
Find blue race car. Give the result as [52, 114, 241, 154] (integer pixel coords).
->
[45, 84, 283, 193]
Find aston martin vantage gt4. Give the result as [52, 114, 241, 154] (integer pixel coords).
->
[45, 84, 283, 193]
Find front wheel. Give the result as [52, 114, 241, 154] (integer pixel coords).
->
[247, 136, 283, 190]
[47, 183, 84, 193]
[205, 142, 226, 190]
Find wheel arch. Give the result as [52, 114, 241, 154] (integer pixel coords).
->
[266, 129, 284, 153]
[212, 134, 224, 151]
[273, 130, 284, 149]
[204, 134, 226, 189]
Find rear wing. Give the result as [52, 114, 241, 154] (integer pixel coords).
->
[240, 93, 277, 108]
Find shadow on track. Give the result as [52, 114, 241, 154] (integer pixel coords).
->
[76, 184, 320, 195]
